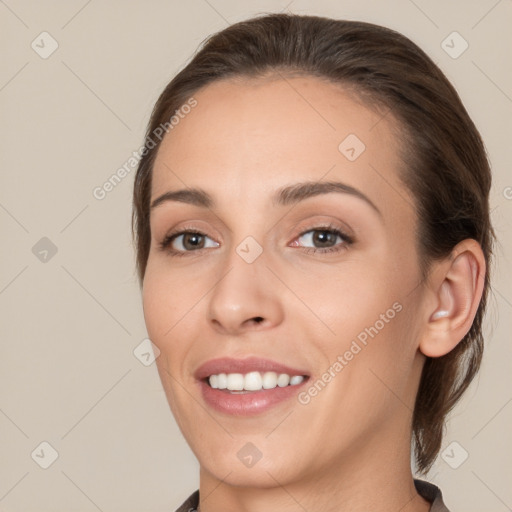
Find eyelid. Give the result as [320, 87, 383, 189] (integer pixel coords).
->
[159, 225, 219, 253]
[292, 218, 355, 245]
[295, 224, 353, 244]
[160, 221, 220, 243]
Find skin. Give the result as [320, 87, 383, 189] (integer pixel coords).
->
[142, 75, 484, 512]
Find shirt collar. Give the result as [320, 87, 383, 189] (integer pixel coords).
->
[174, 479, 451, 511]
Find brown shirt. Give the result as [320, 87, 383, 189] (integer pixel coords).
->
[174, 478, 450, 511]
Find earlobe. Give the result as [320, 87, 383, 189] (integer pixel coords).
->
[419, 240, 486, 358]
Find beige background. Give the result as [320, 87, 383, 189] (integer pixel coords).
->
[1, 1, 511, 511]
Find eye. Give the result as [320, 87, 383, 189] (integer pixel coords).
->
[293, 224, 353, 255]
[158, 224, 353, 257]
[159, 230, 219, 256]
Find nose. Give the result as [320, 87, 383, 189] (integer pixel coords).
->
[207, 249, 284, 335]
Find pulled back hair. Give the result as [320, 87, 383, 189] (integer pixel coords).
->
[132, 13, 494, 474]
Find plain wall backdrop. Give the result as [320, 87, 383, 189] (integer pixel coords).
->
[1, 1, 511, 510]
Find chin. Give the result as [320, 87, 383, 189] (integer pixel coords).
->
[202, 460, 298, 489]
[195, 440, 304, 488]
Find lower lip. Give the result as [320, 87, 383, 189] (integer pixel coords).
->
[198, 379, 309, 416]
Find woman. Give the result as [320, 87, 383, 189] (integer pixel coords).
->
[132, 13, 493, 512]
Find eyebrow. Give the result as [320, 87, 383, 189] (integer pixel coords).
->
[150, 180, 381, 216]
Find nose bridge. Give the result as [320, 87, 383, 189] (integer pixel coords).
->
[207, 235, 282, 333]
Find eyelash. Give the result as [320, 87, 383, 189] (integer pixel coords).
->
[158, 223, 354, 258]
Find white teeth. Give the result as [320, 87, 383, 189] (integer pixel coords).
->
[290, 375, 304, 385]
[277, 374, 290, 387]
[209, 374, 219, 389]
[227, 373, 244, 391]
[217, 373, 227, 390]
[244, 371, 263, 391]
[207, 371, 305, 391]
[262, 371, 278, 389]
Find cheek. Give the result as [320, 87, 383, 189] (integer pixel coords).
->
[142, 257, 199, 336]
[142, 275, 168, 341]
[305, 257, 418, 384]
[143, 267, 195, 415]
[142, 265, 187, 354]
[299, 262, 401, 339]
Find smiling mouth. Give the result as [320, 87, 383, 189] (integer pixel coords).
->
[204, 371, 309, 393]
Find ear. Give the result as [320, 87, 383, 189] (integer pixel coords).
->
[419, 239, 486, 358]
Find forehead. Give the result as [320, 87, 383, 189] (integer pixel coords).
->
[151, 75, 413, 216]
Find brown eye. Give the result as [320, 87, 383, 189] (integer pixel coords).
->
[296, 227, 352, 253]
[179, 232, 206, 250]
[160, 230, 219, 255]
[309, 230, 338, 248]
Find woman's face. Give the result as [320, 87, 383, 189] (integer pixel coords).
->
[143, 75, 429, 487]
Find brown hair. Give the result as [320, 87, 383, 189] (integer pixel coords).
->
[132, 13, 494, 474]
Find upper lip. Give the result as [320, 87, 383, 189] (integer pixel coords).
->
[194, 356, 310, 381]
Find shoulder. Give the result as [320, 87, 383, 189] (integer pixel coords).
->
[174, 489, 199, 512]
[414, 478, 452, 512]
